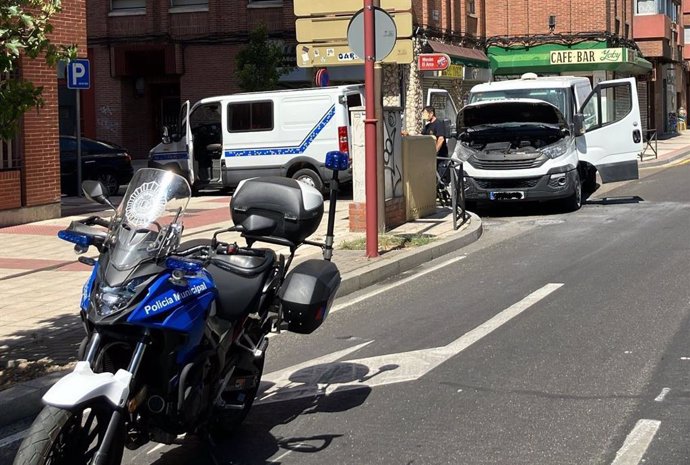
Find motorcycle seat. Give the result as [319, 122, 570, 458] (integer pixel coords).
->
[177, 239, 276, 321]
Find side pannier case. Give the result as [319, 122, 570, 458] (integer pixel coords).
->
[230, 177, 323, 244]
[278, 259, 341, 334]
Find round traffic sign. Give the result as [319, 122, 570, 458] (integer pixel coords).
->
[347, 7, 397, 62]
[314, 68, 330, 87]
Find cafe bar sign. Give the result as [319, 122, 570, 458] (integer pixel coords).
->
[549, 48, 625, 65]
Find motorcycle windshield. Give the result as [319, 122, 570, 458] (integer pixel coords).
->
[108, 169, 191, 271]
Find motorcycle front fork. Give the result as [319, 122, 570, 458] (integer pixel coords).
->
[85, 331, 148, 465]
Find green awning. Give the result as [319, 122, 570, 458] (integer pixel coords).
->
[489, 42, 652, 76]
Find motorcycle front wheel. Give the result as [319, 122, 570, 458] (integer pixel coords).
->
[13, 404, 125, 465]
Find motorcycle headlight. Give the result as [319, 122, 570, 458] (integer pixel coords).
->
[94, 277, 145, 317]
[539, 138, 570, 159]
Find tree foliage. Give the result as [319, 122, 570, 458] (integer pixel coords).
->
[1, 0, 76, 140]
[235, 25, 291, 92]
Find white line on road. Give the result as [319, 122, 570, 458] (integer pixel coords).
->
[610, 419, 661, 465]
[654, 388, 670, 402]
[0, 429, 27, 448]
[330, 255, 467, 313]
[259, 283, 564, 403]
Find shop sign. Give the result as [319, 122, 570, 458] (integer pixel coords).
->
[441, 64, 464, 78]
[549, 48, 625, 65]
[418, 53, 451, 71]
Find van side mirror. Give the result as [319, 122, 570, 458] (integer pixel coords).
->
[573, 113, 586, 136]
[82, 180, 115, 210]
[162, 126, 172, 144]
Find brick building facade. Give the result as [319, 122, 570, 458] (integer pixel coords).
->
[0, 0, 87, 226]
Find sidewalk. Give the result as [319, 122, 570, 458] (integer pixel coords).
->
[638, 129, 690, 167]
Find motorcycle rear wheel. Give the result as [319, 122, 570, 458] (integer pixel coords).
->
[13, 404, 125, 465]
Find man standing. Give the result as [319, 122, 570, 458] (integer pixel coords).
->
[421, 105, 448, 158]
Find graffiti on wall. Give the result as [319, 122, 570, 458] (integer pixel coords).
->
[383, 109, 403, 199]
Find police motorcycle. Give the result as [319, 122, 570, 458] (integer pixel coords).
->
[13, 152, 349, 465]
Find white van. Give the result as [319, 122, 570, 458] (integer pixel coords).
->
[454, 74, 643, 210]
[148, 85, 364, 192]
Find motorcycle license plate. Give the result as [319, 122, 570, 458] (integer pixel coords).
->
[489, 191, 524, 200]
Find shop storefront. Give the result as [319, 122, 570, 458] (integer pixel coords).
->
[488, 41, 653, 129]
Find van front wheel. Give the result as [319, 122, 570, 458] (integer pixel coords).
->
[562, 172, 582, 212]
[292, 168, 324, 193]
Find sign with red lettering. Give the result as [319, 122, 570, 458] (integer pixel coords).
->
[418, 53, 451, 71]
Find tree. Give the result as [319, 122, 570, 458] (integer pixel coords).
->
[0, 0, 76, 140]
[235, 25, 291, 92]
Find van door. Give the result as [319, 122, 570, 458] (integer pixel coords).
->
[180, 100, 195, 184]
[426, 89, 458, 152]
[577, 78, 642, 183]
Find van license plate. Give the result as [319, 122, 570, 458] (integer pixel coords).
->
[489, 191, 524, 200]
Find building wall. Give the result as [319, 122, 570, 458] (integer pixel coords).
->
[1, 0, 87, 225]
[485, 0, 611, 36]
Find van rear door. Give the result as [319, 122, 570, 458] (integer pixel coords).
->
[577, 78, 642, 183]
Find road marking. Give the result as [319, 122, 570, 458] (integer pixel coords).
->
[258, 283, 564, 404]
[147, 443, 166, 454]
[610, 419, 660, 465]
[0, 429, 27, 448]
[654, 388, 670, 402]
[331, 255, 467, 313]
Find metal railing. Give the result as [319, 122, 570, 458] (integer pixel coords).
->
[437, 157, 470, 230]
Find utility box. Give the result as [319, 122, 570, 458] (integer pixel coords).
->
[402, 135, 436, 220]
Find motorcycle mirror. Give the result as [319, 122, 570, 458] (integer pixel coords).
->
[82, 180, 115, 210]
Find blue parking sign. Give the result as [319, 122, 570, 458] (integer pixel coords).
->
[67, 59, 90, 89]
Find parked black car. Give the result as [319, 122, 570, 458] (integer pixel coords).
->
[60, 136, 134, 196]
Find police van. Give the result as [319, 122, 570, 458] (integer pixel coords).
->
[148, 85, 364, 193]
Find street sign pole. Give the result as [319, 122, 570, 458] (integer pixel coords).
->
[364, 0, 379, 258]
[76, 89, 82, 196]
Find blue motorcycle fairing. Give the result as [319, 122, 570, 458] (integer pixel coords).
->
[81, 263, 99, 312]
[128, 271, 216, 364]
[128, 271, 216, 331]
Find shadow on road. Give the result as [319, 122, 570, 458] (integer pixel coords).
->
[148, 361, 380, 465]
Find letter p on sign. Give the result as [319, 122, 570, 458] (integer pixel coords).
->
[67, 59, 90, 90]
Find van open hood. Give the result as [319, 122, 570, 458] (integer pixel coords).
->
[458, 99, 568, 130]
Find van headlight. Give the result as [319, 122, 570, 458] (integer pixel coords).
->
[539, 139, 570, 159]
[453, 143, 478, 162]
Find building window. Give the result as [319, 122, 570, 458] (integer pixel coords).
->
[227, 102, 274, 132]
[170, 0, 208, 7]
[467, 0, 476, 15]
[685, 27, 690, 44]
[247, 0, 283, 7]
[111, 0, 145, 10]
[636, 0, 678, 20]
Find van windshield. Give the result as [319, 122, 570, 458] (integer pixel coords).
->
[469, 88, 570, 121]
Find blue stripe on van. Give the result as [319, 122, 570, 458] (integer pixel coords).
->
[151, 152, 188, 161]
[224, 105, 336, 158]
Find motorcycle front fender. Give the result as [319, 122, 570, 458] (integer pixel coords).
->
[42, 361, 132, 409]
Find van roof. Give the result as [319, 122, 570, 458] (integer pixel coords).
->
[197, 84, 364, 104]
[471, 76, 590, 93]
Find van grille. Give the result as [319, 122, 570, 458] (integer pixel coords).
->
[470, 156, 548, 170]
[475, 178, 540, 189]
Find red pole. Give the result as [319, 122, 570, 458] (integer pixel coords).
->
[364, 0, 379, 258]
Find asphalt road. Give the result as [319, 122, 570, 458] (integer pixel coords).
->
[4, 162, 690, 464]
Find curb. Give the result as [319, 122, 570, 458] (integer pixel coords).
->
[0, 214, 483, 429]
[337, 213, 483, 297]
[640, 148, 690, 168]
[0, 372, 65, 428]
